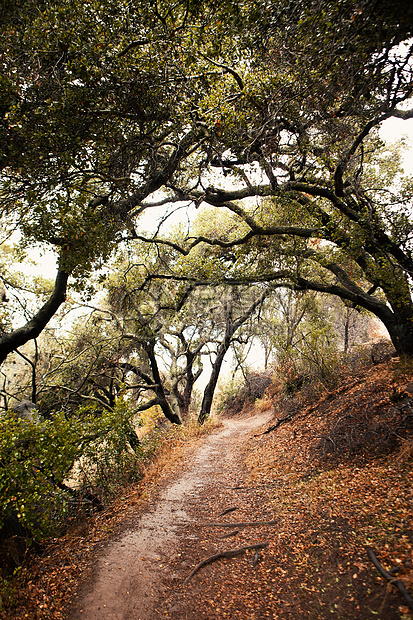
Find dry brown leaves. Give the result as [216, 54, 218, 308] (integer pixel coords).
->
[1, 361, 413, 619]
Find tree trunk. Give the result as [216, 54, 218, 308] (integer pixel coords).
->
[198, 289, 269, 424]
[381, 315, 413, 357]
[0, 268, 69, 364]
[198, 341, 229, 424]
[156, 396, 182, 425]
[343, 309, 350, 354]
[143, 339, 182, 425]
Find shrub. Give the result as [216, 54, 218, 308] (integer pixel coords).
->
[0, 401, 142, 543]
[217, 372, 273, 416]
[0, 412, 81, 540]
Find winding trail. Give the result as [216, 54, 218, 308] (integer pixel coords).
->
[69, 411, 272, 620]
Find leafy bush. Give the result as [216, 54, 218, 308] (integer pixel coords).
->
[215, 376, 244, 415]
[217, 372, 273, 416]
[0, 412, 80, 539]
[0, 401, 142, 542]
[75, 404, 144, 503]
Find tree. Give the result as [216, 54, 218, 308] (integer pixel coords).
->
[139, 3, 413, 355]
[106, 242, 271, 423]
[0, 0, 218, 361]
[198, 285, 269, 423]
[1, 0, 413, 362]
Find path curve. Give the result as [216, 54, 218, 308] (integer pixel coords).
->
[69, 411, 272, 620]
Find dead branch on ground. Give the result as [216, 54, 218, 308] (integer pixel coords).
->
[200, 520, 278, 528]
[254, 415, 292, 437]
[217, 530, 240, 539]
[217, 507, 239, 517]
[183, 542, 268, 584]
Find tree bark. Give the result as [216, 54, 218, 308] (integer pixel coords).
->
[198, 337, 230, 424]
[143, 339, 182, 425]
[0, 268, 69, 365]
[380, 314, 413, 357]
[198, 290, 268, 424]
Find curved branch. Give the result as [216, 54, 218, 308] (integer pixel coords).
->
[183, 542, 268, 585]
[391, 107, 413, 120]
[0, 268, 69, 365]
[112, 129, 203, 217]
[199, 53, 244, 90]
[134, 223, 318, 258]
[56, 385, 114, 411]
[334, 113, 390, 196]
[135, 397, 162, 412]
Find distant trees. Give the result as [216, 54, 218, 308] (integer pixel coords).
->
[0, 242, 268, 425]
[105, 246, 270, 424]
[197, 286, 269, 423]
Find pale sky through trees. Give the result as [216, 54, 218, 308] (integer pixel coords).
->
[379, 116, 413, 173]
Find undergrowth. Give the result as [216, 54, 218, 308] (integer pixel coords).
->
[0, 411, 221, 619]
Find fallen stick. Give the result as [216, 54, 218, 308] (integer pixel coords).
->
[367, 548, 413, 611]
[217, 507, 239, 517]
[183, 542, 268, 584]
[253, 415, 292, 438]
[200, 520, 278, 528]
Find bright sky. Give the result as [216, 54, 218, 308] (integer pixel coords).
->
[379, 116, 413, 174]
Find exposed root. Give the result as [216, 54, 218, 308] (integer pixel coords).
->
[183, 542, 269, 584]
[253, 415, 292, 438]
[217, 507, 239, 517]
[367, 548, 413, 611]
[200, 520, 278, 528]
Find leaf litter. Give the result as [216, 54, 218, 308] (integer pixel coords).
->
[0, 359, 412, 619]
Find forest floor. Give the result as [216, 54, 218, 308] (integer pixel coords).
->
[1, 358, 413, 619]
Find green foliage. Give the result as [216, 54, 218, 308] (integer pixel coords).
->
[268, 291, 343, 391]
[215, 375, 245, 415]
[0, 401, 140, 540]
[73, 402, 143, 504]
[0, 0, 413, 361]
[0, 575, 17, 612]
[0, 412, 78, 538]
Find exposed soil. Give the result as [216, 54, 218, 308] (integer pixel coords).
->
[68, 411, 274, 619]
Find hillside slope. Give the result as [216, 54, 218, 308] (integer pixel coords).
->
[237, 358, 413, 619]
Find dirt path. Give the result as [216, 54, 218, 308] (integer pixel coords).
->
[68, 411, 273, 620]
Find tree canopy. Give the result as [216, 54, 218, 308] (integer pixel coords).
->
[1, 0, 413, 362]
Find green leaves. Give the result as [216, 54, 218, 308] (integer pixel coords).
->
[0, 402, 141, 539]
[0, 412, 77, 537]
[1, 0, 413, 361]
